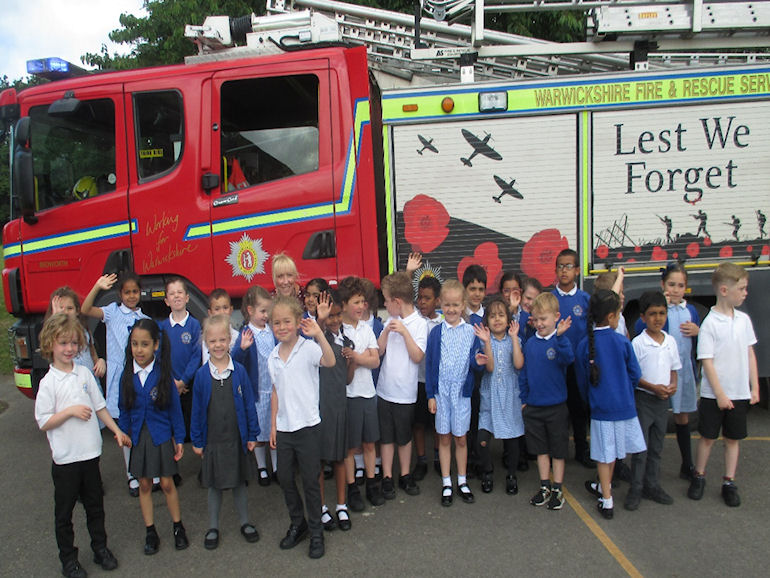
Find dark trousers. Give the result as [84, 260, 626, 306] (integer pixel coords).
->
[52, 457, 107, 565]
[631, 391, 668, 493]
[468, 376, 482, 465]
[478, 430, 520, 477]
[566, 364, 589, 456]
[180, 390, 192, 443]
[277, 424, 322, 537]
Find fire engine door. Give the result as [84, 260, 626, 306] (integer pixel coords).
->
[207, 60, 336, 294]
[124, 79, 215, 293]
[15, 84, 131, 313]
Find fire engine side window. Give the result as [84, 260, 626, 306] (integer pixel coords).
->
[134, 91, 184, 181]
[220, 74, 319, 192]
[29, 99, 116, 210]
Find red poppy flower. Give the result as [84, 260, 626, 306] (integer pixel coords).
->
[703, 237, 712, 247]
[595, 245, 609, 259]
[762, 245, 770, 256]
[403, 195, 450, 254]
[686, 242, 700, 258]
[719, 246, 733, 258]
[746, 245, 753, 253]
[521, 229, 569, 287]
[457, 242, 503, 294]
[651, 246, 668, 261]
[634, 246, 642, 253]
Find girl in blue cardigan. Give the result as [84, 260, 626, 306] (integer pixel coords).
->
[576, 290, 645, 520]
[193, 315, 260, 550]
[118, 319, 188, 555]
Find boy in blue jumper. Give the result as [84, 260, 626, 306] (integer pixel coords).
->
[160, 277, 202, 446]
[551, 249, 592, 468]
[520, 293, 574, 510]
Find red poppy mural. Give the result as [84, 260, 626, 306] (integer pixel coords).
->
[403, 194, 450, 254]
[457, 242, 503, 293]
[521, 229, 569, 287]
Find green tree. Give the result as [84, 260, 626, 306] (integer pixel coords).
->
[83, 0, 259, 70]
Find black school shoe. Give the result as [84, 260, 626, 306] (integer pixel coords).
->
[258, 468, 271, 487]
[144, 529, 160, 555]
[61, 560, 87, 578]
[505, 475, 519, 495]
[348, 483, 365, 512]
[597, 501, 614, 519]
[688, 474, 706, 500]
[321, 509, 337, 532]
[398, 474, 420, 496]
[93, 547, 118, 571]
[336, 508, 352, 531]
[280, 520, 309, 549]
[204, 529, 219, 550]
[241, 523, 260, 542]
[481, 472, 493, 494]
[173, 524, 189, 550]
[366, 478, 385, 506]
[441, 486, 453, 507]
[309, 535, 325, 559]
[381, 476, 396, 500]
[722, 483, 741, 507]
[457, 483, 475, 503]
[412, 460, 428, 481]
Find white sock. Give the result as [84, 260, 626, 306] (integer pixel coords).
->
[601, 496, 614, 508]
[321, 504, 329, 513]
[354, 453, 364, 470]
[270, 448, 278, 472]
[442, 476, 451, 488]
[123, 446, 131, 478]
[254, 445, 267, 469]
[375, 456, 382, 466]
[153, 477, 160, 484]
[336, 503, 347, 512]
[458, 474, 467, 486]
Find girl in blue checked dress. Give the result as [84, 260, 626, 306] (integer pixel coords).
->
[233, 285, 276, 485]
[426, 280, 487, 507]
[576, 290, 645, 520]
[82, 272, 150, 497]
[477, 298, 525, 495]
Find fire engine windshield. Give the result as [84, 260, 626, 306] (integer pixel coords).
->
[27, 98, 116, 210]
[220, 74, 319, 192]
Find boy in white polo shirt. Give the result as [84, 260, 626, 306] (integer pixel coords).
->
[689, 263, 759, 507]
[338, 276, 383, 509]
[376, 272, 428, 499]
[627, 291, 681, 511]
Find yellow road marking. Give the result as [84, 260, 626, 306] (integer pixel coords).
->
[563, 486, 643, 578]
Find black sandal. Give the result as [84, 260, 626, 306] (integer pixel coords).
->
[204, 529, 219, 550]
[240, 524, 259, 543]
[337, 508, 352, 531]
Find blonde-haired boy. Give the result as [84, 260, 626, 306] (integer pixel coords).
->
[689, 263, 759, 507]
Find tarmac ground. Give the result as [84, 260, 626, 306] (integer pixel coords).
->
[1, 374, 768, 577]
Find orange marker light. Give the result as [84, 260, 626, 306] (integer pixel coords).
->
[441, 97, 454, 113]
[402, 104, 418, 112]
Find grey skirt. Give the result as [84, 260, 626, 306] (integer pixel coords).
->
[129, 424, 178, 479]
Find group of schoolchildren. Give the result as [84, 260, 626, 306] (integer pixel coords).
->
[34, 248, 759, 578]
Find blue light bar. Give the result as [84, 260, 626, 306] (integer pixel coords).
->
[26, 58, 87, 80]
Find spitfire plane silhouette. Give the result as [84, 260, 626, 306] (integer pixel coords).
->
[460, 129, 502, 167]
[416, 135, 438, 155]
[492, 175, 523, 203]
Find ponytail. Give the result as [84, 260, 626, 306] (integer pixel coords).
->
[587, 289, 621, 387]
[587, 308, 599, 387]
